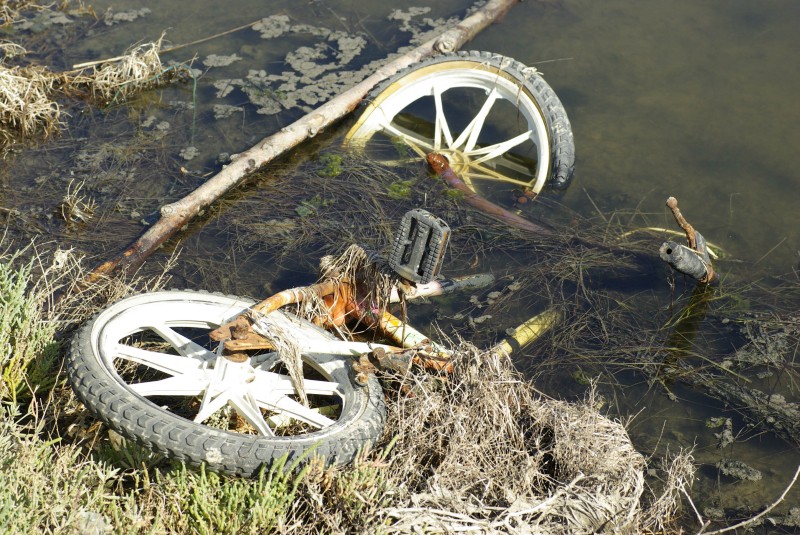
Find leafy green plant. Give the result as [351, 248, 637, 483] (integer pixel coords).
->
[0, 404, 121, 534]
[386, 178, 416, 200]
[299, 440, 398, 529]
[0, 251, 59, 402]
[295, 193, 335, 218]
[96, 430, 165, 473]
[317, 153, 343, 177]
[162, 455, 310, 534]
[442, 188, 465, 201]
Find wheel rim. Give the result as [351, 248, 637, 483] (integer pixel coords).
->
[346, 60, 552, 195]
[92, 296, 351, 438]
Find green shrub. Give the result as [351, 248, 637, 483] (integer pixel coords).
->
[0, 404, 121, 534]
[159, 457, 309, 534]
[0, 251, 59, 402]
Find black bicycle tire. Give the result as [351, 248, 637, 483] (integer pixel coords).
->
[67, 289, 386, 477]
[351, 50, 575, 190]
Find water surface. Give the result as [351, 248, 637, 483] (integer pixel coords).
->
[6, 0, 800, 526]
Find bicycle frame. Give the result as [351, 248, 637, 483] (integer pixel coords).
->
[209, 268, 560, 381]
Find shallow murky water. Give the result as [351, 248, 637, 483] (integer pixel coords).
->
[3, 0, 800, 528]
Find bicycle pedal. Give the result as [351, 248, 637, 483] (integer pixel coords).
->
[389, 208, 450, 284]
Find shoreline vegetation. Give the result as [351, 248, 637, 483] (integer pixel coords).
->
[1, 22, 186, 147]
[3, 239, 799, 533]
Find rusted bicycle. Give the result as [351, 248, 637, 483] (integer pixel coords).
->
[67, 51, 570, 476]
[67, 207, 558, 476]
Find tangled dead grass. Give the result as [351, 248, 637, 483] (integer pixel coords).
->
[84, 36, 173, 102]
[294, 343, 694, 533]
[1, 35, 185, 145]
[0, 60, 63, 142]
[0, 0, 48, 26]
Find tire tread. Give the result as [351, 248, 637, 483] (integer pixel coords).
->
[67, 290, 386, 477]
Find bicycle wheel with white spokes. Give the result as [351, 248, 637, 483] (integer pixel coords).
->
[67, 290, 385, 476]
[346, 50, 575, 197]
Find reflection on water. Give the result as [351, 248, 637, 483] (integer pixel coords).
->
[5, 0, 800, 526]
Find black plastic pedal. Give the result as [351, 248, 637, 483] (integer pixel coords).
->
[389, 209, 450, 284]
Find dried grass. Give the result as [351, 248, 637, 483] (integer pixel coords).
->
[0, 34, 186, 144]
[383, 349, 644, 533]
[0, 63, 62, 142]
[0, 0, 47, 26]
[85, 36, 172, 102]
[318, 243, 400, 329]
[294, 343, 692, 533]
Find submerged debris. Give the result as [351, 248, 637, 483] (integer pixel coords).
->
[178, 146, 199, 161]
[103, 7, 151, 26]
[203, 54, 241, 68]
[716, 459, 762, 481]
[711, 417, 735, 449]
[60, 180, 96, 224]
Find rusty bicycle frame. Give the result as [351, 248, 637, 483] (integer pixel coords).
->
[208, 245, 559, 385]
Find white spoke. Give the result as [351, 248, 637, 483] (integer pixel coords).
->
[460, 160, 511, 181]
[463, 161, 531, 187]
[230, 391, 273, 436]
[257, 391, 335, 429]
[266, 374, 342, 396]
[378, 120, 433, 157]
[128, 375, 206, 397]
[302, 378, 343, 396]
[468, 130, 533, 165]
[452, 88, 499, 151]
[482, 153, 538, 176]
[115, 344, 205, 376]
[466, 157, 538, 188]
[148, 323, 216, 361]
[433, 88, 454, 149]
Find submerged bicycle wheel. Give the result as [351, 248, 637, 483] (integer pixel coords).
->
[346, 50, 575, 197]
[67, 290, 385, 476]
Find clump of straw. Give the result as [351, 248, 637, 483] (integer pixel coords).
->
[85, 36, 172, 102]
[0, 35, 185, 144]
[296, 343, 694, 533]
[0, 62, 61, 142]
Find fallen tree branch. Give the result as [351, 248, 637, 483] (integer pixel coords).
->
[85, 0, 520, 283]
